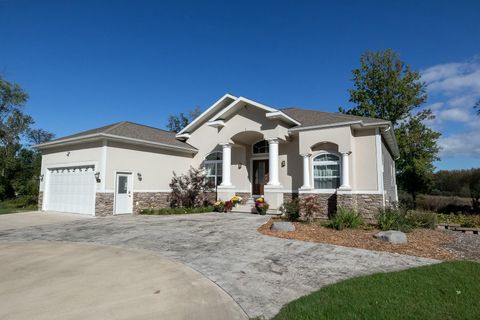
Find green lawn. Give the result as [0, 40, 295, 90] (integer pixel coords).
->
[272, 261, 479, 320]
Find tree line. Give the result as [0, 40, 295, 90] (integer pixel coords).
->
[0, 75, 53, 203]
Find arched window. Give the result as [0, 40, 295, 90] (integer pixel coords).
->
[204, 152, 222, 187]
[313, 152, 341, 189]
[253, 140, 269, 154]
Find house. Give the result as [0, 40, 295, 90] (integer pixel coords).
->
[36, 94, 399, 219]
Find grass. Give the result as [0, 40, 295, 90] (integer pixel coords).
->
[272, 261, 480, 320]
[140, 206, 214, 215]
[0, 198, 37, 215]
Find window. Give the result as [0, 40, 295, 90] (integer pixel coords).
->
[204, 152, 222, 187]
[253, 140, 269, 154]
[313, 153, 341, 189]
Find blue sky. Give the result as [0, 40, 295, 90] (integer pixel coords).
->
[1, 0, 479, 170]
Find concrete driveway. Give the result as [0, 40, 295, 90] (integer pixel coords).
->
[0, 212, 436, 319]
[0, 241, 246, 320]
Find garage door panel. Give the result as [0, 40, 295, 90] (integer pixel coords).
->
[46, 166, 96, 215]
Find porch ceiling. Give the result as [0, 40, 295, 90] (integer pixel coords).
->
[230, 131, 263, 145]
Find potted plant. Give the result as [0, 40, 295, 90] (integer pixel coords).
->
[255, 197, 269, 215]
[213, 201, 224, 212]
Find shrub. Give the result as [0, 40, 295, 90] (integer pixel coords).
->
[416, 194, 472, 214]
[169, 166, 211, 208]
[376, 207, 413, 233]
[255, 197, 269, 215]
[326, 207, 364, 230]
[213, 201, 224, 212]
[406, 210, 437, 229]
[140, 206, 214, 215]
[299, 196, 321, 221]
[280, 199, 300, 221]
[437, 213, 480, 228]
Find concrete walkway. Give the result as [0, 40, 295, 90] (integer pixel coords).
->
[0, 241, 247, 320]
[0, 212, 437, 318]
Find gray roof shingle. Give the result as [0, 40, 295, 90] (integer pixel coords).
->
[281, 108, 388, 129]
[49, 121, 197, 150]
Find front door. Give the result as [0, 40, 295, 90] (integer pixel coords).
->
[252, 159, 269, 195]
[115, 173, 133, 214]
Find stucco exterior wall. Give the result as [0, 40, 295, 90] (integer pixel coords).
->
[105, 141, 194, 191]
[352, 128, 378, 191]
[382, 140, 397, 204]
[39, 141, 104, 192]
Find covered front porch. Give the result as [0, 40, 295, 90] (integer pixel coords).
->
[214, 131, 286, 213]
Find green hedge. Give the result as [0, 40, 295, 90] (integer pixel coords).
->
[140, 206, 214, 215]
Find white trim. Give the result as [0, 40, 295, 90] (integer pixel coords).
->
[204, 151, 223, 188]
[175, 133, 191, 139]
[100, 140, 107, 192]
[311, 151, 342, 190]
[207, 120, 225, 128]
[265, 111, 301, 126]
[375, 128, 385, 207]
[299, 189, 337, 194]
[114, 171, 134, 215]
[177, 93, 237, 135]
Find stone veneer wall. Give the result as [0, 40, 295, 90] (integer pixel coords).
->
[38, 191, 43, 210]
[298, 192, 384, 220]
[283, 193, 299, 203]
[235, 192, 250, 205]
[133, 192, 170, 214]
[298, 193, 337, 219]
[95, 192, 114, 216]
[337, 193, 384, 221]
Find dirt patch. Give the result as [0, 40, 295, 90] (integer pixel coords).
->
[259, 218, 461, 261]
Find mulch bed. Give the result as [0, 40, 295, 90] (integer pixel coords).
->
[258, 218, 468, 261]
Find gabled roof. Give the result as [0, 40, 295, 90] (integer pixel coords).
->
[36, 121, 197, 153]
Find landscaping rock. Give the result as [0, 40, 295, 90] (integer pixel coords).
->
[270, 221, 295, 232]
[374, 230, 407, 244]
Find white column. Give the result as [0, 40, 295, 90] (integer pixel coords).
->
[301, 153, 311, 189]
[220, 143, 232, 186]
[267, 139, 280, 186]
[340, 152, 351, 189]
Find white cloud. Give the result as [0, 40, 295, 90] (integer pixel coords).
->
[439, 130, 480, 157]
[436, 108, 471, 123]
[422, 60, 480, 95]
[421, 59, 480, 128]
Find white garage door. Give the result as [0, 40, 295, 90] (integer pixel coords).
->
[46, 165, 96, 215]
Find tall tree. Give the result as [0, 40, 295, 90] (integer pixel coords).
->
[0, 75, 53, 200]
[395, 110, 441, 205]
[167, 106, 202, 133]
[339, 49, 427, 126]
[340, 50, 440, 205]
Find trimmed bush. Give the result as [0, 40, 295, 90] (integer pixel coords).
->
[140, 206, 214, 215]
[280, 199, 300, 221]
[326, 207, 364, 230]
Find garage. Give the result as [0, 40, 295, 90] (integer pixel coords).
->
[45, 165, 96, 215]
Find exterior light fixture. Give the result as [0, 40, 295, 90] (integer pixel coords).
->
[237, 163, 242, 169]
[39, 174, 44, 181]
[281, 160, 286, 167]
[94, 172, 101, 182]
[137, 173, 142, 181]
